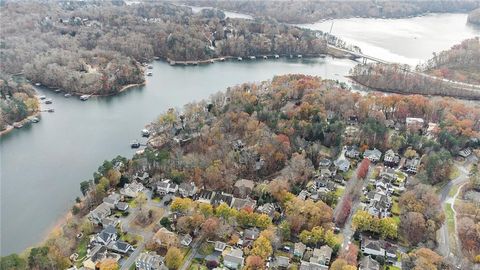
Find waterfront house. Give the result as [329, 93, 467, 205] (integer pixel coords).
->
[96, 225, 117, 245]
[87, 202, 112, 225]
[136, 252, 164, 270]
[103, 193, 121, 208]
[223, 248, 244, 269]
[120, 181, 144, 198]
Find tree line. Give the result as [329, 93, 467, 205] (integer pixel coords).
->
[184, 0, 480, 23]
[0, 79, 39, 131]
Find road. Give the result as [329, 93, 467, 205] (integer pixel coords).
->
[436, 162, 471, 266]
[179, 236, 204, 270]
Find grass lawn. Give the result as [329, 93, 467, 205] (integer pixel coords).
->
[449, 185, 459, 197]
[444, 203, 455, 233]
[189, 263, 208, 270]
[384, 266, 401, 270]
[391, 199, 400, 216]
[129, 264, 136, 270]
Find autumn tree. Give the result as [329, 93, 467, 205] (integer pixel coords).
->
[165, 247, 184, 270]
[251, 236, 272, 260]
[357, 158, 370, 180]
[98, 258, 119, 270]
[245, 255, 265, 270]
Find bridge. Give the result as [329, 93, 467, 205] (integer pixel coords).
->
[328, 44, 480, 92]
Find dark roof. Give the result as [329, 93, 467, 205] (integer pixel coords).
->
[103, 225, 117, 235]
[211, 192, 234, 207]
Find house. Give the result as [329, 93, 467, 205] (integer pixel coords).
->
[310, 245, 333, 266]
[107, 240, 133, 254]
[458, 148, 472, 158]
[116, 202, 129, 211]
[136, 252, 164, 270]
[297, 190, 309, 200]
[294, 242, 307, 258]
[223, 248, 244, 269]
[406, 117, 424, 132]
[379, 168, 396, 183]
[231, 197, 256, 211]
[101, 217, 119, 228]
[345, 146, 360, 159]
[153, 227, 178, 248]
[334, 159, 350, 172]
[103, 193, 121, 208]
[426, 122, 438, 139]
[96, 225, 117, 245]
[243, 227, 260, 241]
[320, 168, 333, 179]
[214, 241, 227, 252]
[359, 256, 380, 270]
[299, 261, 328, 270]
[83, 245, 108, 270]
[134, 172, 150, 182]
[120, 181, 144, 198]
[194, 190, 215, 204]
[276, 256, 290, 268]
[256, 203, 277, 218]
[404, 158, 420, 174]
[181, 234, 193, 246]
[234, 179, 255, 198]
[179, 182, 197, 197]
[211, 192, 234, 207]
[366, 191, 391, 218]
[364, 149, 382, 163]
[361, 237, 399, 262]
[156, 179, 179, 195]
[318, 159, 332, 168]
[383, 149, 400, 166]
[87, 203, 112, 225]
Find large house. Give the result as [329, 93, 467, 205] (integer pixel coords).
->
[120, 181, 144, 198]
[194, 190, 215, 204]
[361, 237, 398, 262]
[334, 159, 350, 172]
[294, 242, 307, 258]
[179, 182, 197, 197]
[233, 179, 255, 198]
[383, 149, 400, 166]
[366, 191, 391, 218]
[223, 248, 244, 269]
[364, 149, 382, 163]
[345, 145, 360, 159]
[404, 158, 420, 174]
[103, 193, 121, 208]
[406, 117, 424, 132]
[136, 252, 164, 270]
[156, 179, 179, 195]
[95, 225, 117, 245]
[310, 245, 333, 266]
[359, 256, 380, 270]
[211, 192, 234, 207]
[231, 197, 256, 211]
[87, 202, 112, 225]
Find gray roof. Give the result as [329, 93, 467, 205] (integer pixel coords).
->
[360, 256, 380, 270]
[224, 248, 244, 265]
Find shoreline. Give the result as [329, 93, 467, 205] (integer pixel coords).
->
[0, 110, 41, 137]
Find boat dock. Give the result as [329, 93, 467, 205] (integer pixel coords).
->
[165, 53, 326, 66]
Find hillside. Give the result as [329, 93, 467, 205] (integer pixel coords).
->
[468, 7, 480, 24]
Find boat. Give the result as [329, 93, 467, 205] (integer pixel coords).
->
[147, 72, 153, 76]
[297, 54, 303, 58]
[274, 54, 280, 59]
[13, 123, 23, 129]
[141, 129, 150, 137]
[153, 56, 160, 60]
[263, 55, 268, 60]
[219, 58, 225, 61]
[249, 56, 256, 60]
[47, 108, 55, 113]
[45, 99, 53, 104]
[80, 95, 91, 101]
[30, 117, 40, 123]
[147, 65, 153, 69]
[35, 83, 41, 86]
[130, 140, 141, 148]
[64, 93, 71, 98]
[54, 89, 61, 93]
[237, 57, 243, 61]
[209, 59, 215, 64]
[39, 95, 46, 100]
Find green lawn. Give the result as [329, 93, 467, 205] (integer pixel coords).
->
[445, 203, 455, 233]
[391, 199, 400, 216]
[342, 169, 354, 180]
[449, 166, 460, 180]
[335, 186, 345, 197]
[74, 237, 89, 267]
[448, 185, 459, 197]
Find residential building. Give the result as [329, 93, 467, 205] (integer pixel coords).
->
[334, 159, 350, 172]
[223, 248, 244, 269]
[458, 148, 472, 158]
[345, 146, 360, 159]
[214, 241, 227, 252]
[211, 192, 234, 207]
[231, 197, 256, 211]
[194, 190, 215, 204]
[383, 149, 400, 166]
[276, 256, 290, 268]
[364, 148, 382, 162]
[136, 252, 164, 270]
[120, 181, 144, 198]
[310, 245, 332, 266]
[179, 181, 197, 197]
[181, 234, 193, 246]
[234, 179, 255, 198]
[256, 203, 277, 218]
[87, 203, 112, 225]
[318, 158, 332, 168]
[103, 193, 121, 208]
[116, 202, 129, 211]
[299, 261, 328, 270]
[95, 225, 117, 245]
[294, 242, 307, 258]
[406, 117, 424, 132]
[359, 256, 380, 270]
[156, 179, 179, 196]
[107, 240, 133, 254]
[361, 237, 398, 262]
[404, 158, 420, 174]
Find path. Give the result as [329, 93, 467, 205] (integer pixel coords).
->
[179, 236, 204, 270]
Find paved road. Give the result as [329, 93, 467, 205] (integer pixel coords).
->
[179, 236, 204, 270]
[436, 163, 470, 264]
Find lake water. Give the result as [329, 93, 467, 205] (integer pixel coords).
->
[1, 13, 479, 255]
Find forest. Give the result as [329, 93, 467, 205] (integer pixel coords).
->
[1, 1, 334, 95]
[468, 7, 480, 24]
[349, 61, 480, 100]
[0, 79, 39, 131]
[184, 0, 480, 23]
[419, 37, 480, 85]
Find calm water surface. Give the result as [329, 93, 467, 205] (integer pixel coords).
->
[1, 13, 479, 255]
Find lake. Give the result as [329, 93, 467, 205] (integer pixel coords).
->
[1, 13, 479, 255]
